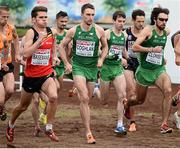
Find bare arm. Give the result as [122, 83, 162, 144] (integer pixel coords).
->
[58, 27, 74, 65]
[132, 26, 153, 52]
[122, 31, 129, 59]
[133, 26, 163, 53]
[175, 35, 180, 55]
[96, 25, 108, 67]
[12, 26, 20, 62]
[23, 29, 46, 58]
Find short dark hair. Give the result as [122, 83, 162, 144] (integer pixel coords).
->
[112, 10, 126, 21]
[150, 7, 169, 25]
[31, 6, 48, 18]
[81, 3, 95, 14]
[0, 6, 9, 14]
[56, 11, 68, 19]
[132, 9, 145, 20]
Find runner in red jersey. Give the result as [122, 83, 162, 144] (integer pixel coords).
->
[6, 6, 60, 143]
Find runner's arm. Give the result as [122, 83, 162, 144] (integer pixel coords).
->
[175, 35, 180, 55]
[23, 29, 46, 58]
[12, 26, 20, 62]
[58, 28, 74, 65]
[132, 26, 153, 52]
[98, 27, 108, 63]
[122, 31, 129, 59]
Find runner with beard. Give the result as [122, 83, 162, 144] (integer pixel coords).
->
[125, 7, 173, 134]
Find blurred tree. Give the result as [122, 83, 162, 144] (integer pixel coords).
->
[103, 0, 131, 12]
[0, 0, 27, 24]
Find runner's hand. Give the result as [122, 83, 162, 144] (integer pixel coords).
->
[15, 53, 21, 63]
[65, 63, 72, 74]
[2, 63, 9, 71]
[122, 58, 128, 68]
[52, 57, 60, 66]
[97, 58, 103, 68]
[153, 46, 162, 53]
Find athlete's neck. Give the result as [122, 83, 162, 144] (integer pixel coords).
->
[0, 24, 6, 33]
[81, 22, 92, 32]
[131, 26, 141, 37]
[57, 27, 65, 35]
[155, 26, 164, 36]
[33, 25, 46, 33]
[113, 27, 122, 36]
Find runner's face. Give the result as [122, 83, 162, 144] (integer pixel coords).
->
[156, 13, 168, 30]
[34, 11, 48, 28]
[57, 16, 68, 30]
[133, 16, 145, 30]
[114, 16, 126, 31]
[82, 8, 95, 26]
[0, 10, 9, 26]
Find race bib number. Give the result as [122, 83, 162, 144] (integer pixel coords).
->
[31, 49, 50, 66]
[146, 52, 162, 65]
[76, 40, 95, 57]
[108, 45, 122, 60]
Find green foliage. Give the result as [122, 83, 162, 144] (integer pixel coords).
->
[103, 0, 130, 12]
[17, 28, 28, 37]
[0, 0, 26, 24]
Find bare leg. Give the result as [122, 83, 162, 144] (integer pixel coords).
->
[10, 89, 33, 125]
[41, 77, 58, 126]
[3, 73, 15, 103]
[100, 79, 110, 106]
[155, 72, 172, 126]
[113, 74, 126, 133]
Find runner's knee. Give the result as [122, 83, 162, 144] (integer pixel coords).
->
[163, 86, 172, 97]
[48, 93, 58, 103]
[6, 88, 14, 96]
[79, 93, 90, 103]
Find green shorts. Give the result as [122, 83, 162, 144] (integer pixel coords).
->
[55, 62, 65, 78]
[72, 64, 98, 82]
[100, 64, 124, 82]
[135, 66, 166, 86]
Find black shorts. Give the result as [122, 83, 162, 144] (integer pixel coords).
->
[22, 73, 54, 93]
[124, 57, 139, 74]
[0, 63, 14, 81]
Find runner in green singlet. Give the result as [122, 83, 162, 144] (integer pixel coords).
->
[100, 10, 128, 136]
[125, 7, 173, 134]
[58, 3, 108, 144]
[52, 11, 71, 101]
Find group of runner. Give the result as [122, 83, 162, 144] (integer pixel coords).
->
[0, 3, 179, 145]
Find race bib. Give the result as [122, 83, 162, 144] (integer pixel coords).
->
[127, 41, 137, 58]
[108, 45, 122, 60]
[146, 52, 162, 65]
[76, 40, 95, 57]
[31, 49, 50, 66]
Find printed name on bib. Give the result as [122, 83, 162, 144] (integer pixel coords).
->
[76, 40, 95, 57]
[31, 49, 50, 66]
[146, 52, 162, 65]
